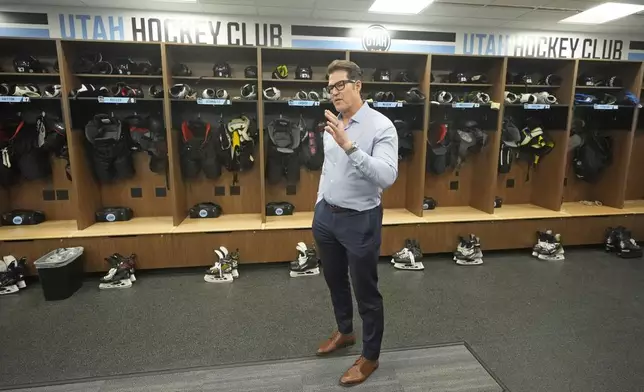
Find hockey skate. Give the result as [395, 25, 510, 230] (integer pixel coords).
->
[391, 239, 424, 271]
[535, 231, 564, 261]
[0, 256, 27, 295]
[205, 249, 234, 283]
[607, 227, 643, 259]
[290, 242, 320, 278]
[454, 235, 483, 265]
[99, 253, 137, 290]
[218, 246, 240, 279]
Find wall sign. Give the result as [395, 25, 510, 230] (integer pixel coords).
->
[0, 7, 642, 60]
[362, 25, 391, 52]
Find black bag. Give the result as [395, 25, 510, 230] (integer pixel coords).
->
[266, 201, 294, 216]
[189, 202, 222, 218]
[498, 143, 513, 174]
[2, 209, 46, 225]
[573, 132, 612, 182]
[95, 207, 133, 222]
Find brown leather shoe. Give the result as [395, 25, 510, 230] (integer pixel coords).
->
[316, 331, 356, 356]
[339, 356, 379, 387]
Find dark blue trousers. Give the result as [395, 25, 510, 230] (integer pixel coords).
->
[312, 200, 384, 361]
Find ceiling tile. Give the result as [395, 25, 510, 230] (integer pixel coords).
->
[197, 4, 258, 15]
[500, 20, 564, 29]
[490, 0, 550, 6]
[424, 3, 529, 18]
[257, 6, 312, 17]
[515, 9, 576, 20]
[433, 16, 509, 26]
[542, 0, 600, 10]
[260, 0, 316, 7]
[199, 0, 256, 5]
[436, 0, 496, 4]
[312, 9, 428, 23]
[313, 0, 372, 11]
[12, 0, 85, 5]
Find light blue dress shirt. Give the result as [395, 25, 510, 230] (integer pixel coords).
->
[316, 102, 399, 211]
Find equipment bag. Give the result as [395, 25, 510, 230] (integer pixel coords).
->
[95, 207, 133, 223]
[572, 131, 612, 182]
[2, 209, 45, 225]
[189, 202, 223, 219]
[266, 201, 295, 216]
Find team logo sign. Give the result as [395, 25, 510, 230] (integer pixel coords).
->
[199, 209, 208, 218]
[106, 213, 116, 222]
[12, 216, 23, 225]
[362, 25, 391, 52]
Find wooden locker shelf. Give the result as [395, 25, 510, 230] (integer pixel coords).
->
[422, 206, 493, 223]
[0, 220, 78, 241]
[492, 204, 568, 220]
[72, 216, 174, 238]
[560, 202, 627, 217]
[173, 213, 262, 233]
[623, 200, 644, 214]
[264, 211, 313, 230]
[383, 208, 423, 225]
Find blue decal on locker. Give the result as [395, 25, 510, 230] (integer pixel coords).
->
[0, 27, 49, 38]
[628, 52, 644, 61]
[58, 14, 124, 40]
[389, 42, 455, 53]
[291, 39, 362, 50]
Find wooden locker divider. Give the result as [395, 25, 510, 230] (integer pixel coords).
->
[257, 47, 266, 223]
[470, 56, 506, 214]
[160, 43, 185, 226]
[405, 54, 431, 216]
[57, 40, 102, 230]
[622, 62, 644, 202]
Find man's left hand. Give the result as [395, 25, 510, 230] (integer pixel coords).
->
[324, 110, 352, 151]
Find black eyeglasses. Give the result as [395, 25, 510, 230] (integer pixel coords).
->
[324, 79, 356, 94]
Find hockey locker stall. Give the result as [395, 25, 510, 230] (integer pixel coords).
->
[261, 48, 346, 229]
[496, 57, 575, 215]
[57, 40, 173, 234]
[425, 55, 505, 216]
[0, 39, 74, 231]
[1, 36, 644, 274]
[164, 44, 262, 232]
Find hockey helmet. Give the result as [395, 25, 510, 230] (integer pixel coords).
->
[577, 74, 596, 86]
[448, 72, 468, 83]
[240, 84, 257, 99]
[115, 58, 136, 75]
[172, 63, 192, 77]
[44, 84, 62, 97]
[395, 70, 415, 83]
[244, 66, 258, 78]
[272, 65, 288, 79]
[213, 62, 232, 78]
[148, 85, 164, 98]
[295, 65, 313, 80]
[13, 55, 45, 73]
[373, 68, 391, 82]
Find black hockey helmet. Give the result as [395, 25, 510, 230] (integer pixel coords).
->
[395, 70, 415, 82]
[172, 63, 192, 77]
[577, 74, 596, 86]
[373, 68, 391, 82]
[115, 58, 136, 75]
[244, 65, 258, 78]
[213, 62, 232, 78]
[448, 72, 468, 83]
[13, 55, 45, 73]
[295, 65, 313, 80]
[272, 65, 288, 79]
[148, 85, 164, 98]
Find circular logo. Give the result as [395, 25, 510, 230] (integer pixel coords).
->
[275, 208, 284, 216]
[423, 203, 429, 210]
[199, 209, 208, 218]
[12, 216, 23, 225]
[106, 213, 116, 222]
[362, 25, 391, 52]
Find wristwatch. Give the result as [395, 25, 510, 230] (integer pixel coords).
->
[345, 141, 358, 156]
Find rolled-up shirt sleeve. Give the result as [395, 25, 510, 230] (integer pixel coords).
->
[347, 125, 398, 189]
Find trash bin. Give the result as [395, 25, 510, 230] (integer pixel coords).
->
[33, 247, 84, 301]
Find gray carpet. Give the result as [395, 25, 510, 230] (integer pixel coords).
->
[1, 344, 503, 392]
[2, 249, 644, 392]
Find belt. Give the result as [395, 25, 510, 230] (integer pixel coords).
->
[324, 200, 357, 213]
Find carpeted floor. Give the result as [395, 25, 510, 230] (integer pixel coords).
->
[0, 344, 504, 392]
[1, 249, 644, 391]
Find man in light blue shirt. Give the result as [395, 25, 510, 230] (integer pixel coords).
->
[312, 59, 398, 387]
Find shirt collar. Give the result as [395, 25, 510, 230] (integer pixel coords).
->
[338, 102, 369, 124]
